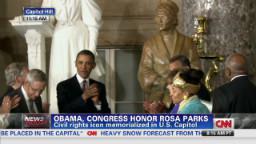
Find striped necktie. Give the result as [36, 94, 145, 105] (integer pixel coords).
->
[29, 100, 36, 113]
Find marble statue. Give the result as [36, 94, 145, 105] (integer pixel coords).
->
[42, 0, 104, 113]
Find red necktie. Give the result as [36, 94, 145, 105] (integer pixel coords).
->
[82, 80, 88, 91]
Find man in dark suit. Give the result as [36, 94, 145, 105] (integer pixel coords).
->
[0, 69, 46, 128]
[8, 69, 46, 113]
[211, 53, 256, 113]
[57, 50, 111, 113]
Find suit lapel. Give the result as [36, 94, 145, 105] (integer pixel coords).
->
[89, 79, 97, 86]
[71, 76, 83, 93]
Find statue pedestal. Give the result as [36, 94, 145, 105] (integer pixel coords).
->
[9, 18, 53, 72]
[9, 18, 53, 106]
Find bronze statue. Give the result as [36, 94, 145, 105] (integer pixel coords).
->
[138, 0, 200, 110]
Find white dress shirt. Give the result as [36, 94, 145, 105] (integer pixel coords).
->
[21, 86, 38, 113]
[230, 74, 247, 81]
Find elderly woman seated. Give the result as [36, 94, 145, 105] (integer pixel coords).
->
[168, 69, 210, 114]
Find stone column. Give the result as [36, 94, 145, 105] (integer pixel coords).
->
[181, 0, 256, 86]
[24, 29, 47, 104]
[25, 29, 46, 73]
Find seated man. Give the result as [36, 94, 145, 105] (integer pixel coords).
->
[57, 50, 111, 113]
[5, 69, 46, 113]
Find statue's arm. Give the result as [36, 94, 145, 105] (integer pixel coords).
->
[138, 42, 161, 92]
[81, 0, 102, 53]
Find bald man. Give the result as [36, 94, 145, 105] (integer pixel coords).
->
[211, 53, 256, 113]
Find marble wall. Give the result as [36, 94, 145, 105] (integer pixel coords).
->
[98, 0, 181, 46]
[1, 0, 256, 93]
[181, 0, 256, 86]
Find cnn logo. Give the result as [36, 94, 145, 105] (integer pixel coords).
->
[214, 118, 234, 129]
[87, 131, 97, 136]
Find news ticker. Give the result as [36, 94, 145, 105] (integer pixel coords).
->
[0, 114, 234, 129]
[0, 113, 238, 137]
[0, 129, 234, 137]
[22, 7, 55, 22]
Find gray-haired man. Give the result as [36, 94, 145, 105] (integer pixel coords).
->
[4, 62, 29, 95]
[8, 69, 47, 113]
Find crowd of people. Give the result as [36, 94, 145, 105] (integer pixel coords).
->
[0, 50, 111, 128]
[1, 51, 255, 115]
[142, 53, 256, 114]
[0, 50, 111, 115]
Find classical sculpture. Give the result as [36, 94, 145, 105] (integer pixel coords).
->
[138, 0, 200, 109]
[42, 0, 104, 113]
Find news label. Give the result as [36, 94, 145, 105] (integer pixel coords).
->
[201, 130, 234, 136]
[51, 114, 213, 129]
[22, 16, 49, 22]
[23, 114, 50, 129]
[0, 129, 202, 137]
[23, 8, 55, 15]
[0, 130, 83, 137]
[22, 7, 55, 22]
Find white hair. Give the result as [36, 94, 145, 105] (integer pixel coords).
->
[26, 69, 47, 84]
[4, 62, 27, 86]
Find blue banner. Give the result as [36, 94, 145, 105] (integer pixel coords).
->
[51, 114, 213, 129]
[23, 7, 55, 15]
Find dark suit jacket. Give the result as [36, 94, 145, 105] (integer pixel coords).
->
[211, 76, 256, 113]
[0, 88, 43, 129]
[0, 87, 43, 113]
[10, 88, 43, 113]
[3, 86, 15, 96]
[0, 86, 15, 103]
[198, 83, 211, 102]
[57, 76, 111, 113]
[0, 86, 15, 105]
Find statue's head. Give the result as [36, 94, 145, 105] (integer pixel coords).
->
[155, 0, 179, 31]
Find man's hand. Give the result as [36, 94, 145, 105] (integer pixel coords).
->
[82, 83, 100, 103]
[42, 102, 50, 113]
[144, 100, 166, 113]
[0, 95, 20, 113]
[1, 96, 11, 113]
[148, 101, 166, 114]
[11, 95, 21, 109]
